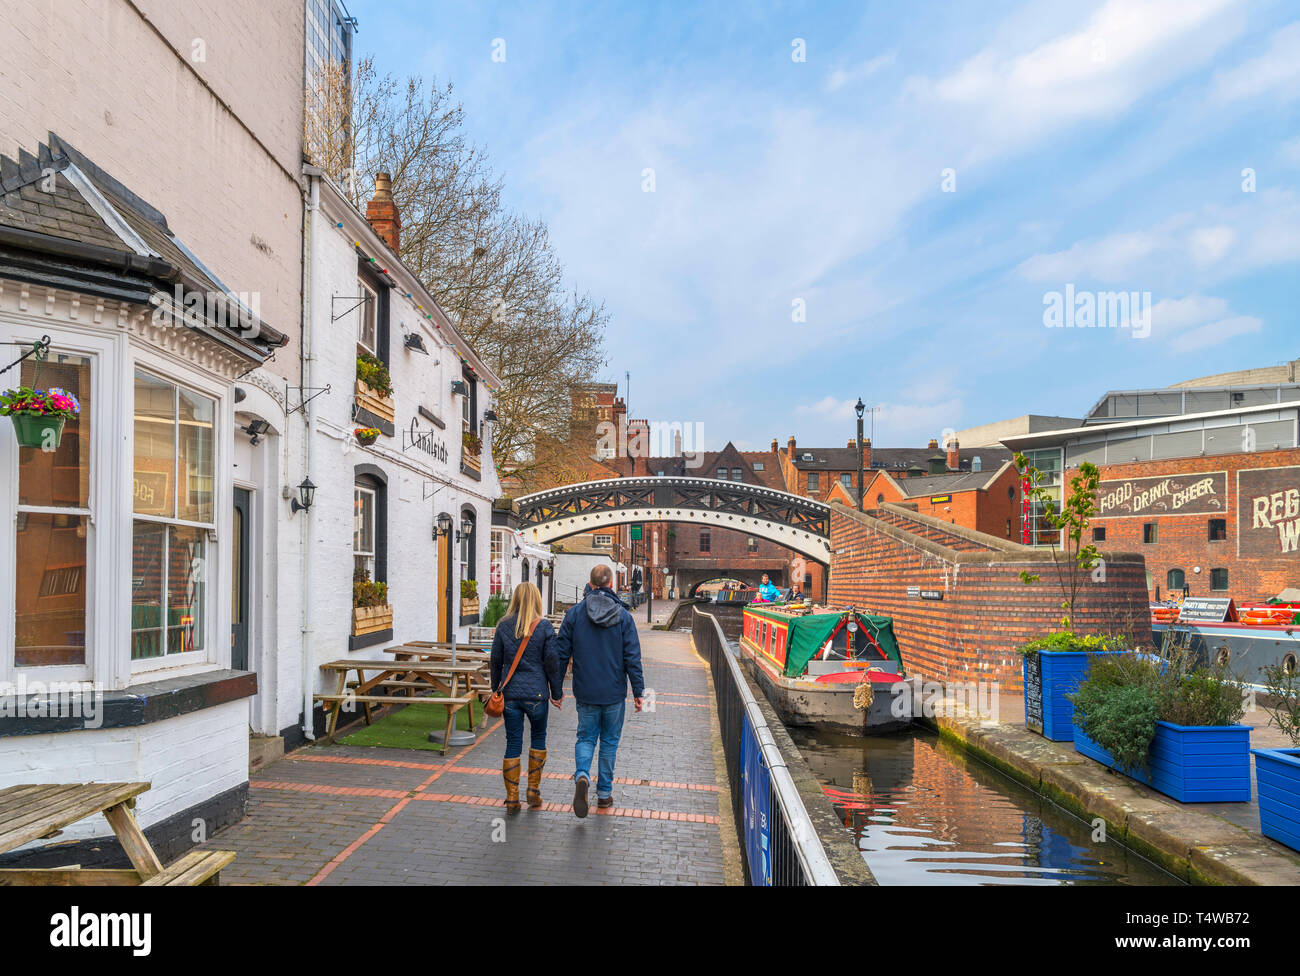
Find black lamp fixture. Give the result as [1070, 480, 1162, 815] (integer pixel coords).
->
[483, 408, 498, 423]
[240, 418, 271, 445]
[290, 477, 316, 514]
[435, 512, 453, 538]
[854, 398, 866, 513]
[456, 513, 474, 543]
[403, 331, 429, 354]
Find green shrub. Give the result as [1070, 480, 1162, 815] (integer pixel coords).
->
[1259, 662, 1300, 745]
[482, 593, 508, 628]
[356, 353, 392, 397]
[352, 566, 388, 608]
[460, 579, 478, 600]
[1074, 680, 1160, 775]
[1017, 631, 1124, 658]
[1161, 667, 1246, 728]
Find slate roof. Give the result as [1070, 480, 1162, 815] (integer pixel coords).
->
[0, 134, 286, 355]
[789, 444, 1013, 473]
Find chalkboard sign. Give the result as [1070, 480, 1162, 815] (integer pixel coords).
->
[1024, 654, 1043, 735]
[1177, 597, 1237, 623]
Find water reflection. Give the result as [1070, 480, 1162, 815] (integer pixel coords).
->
[792, 728, 1180, 886]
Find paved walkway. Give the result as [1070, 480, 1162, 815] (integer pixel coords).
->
[205, 623, 732, 885]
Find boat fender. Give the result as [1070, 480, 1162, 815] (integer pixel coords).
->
[853, 680, 874, 711]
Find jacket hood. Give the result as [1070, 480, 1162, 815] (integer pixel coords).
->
[585, 588, 623, 628]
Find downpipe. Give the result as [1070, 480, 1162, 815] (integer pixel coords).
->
[299, 167, 320, 741]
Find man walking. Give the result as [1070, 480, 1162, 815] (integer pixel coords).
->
[556, 564, 645, 818]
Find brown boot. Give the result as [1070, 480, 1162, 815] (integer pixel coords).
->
[526, 748, 547, 809]
[503, 756, 521, 814]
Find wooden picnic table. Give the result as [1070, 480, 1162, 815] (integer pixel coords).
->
[0, 782, 233, 886]
[316, 658, 490, 752]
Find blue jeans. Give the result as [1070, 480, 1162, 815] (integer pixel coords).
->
[574, 701, 626, 798]
[502, 699, 549, 759]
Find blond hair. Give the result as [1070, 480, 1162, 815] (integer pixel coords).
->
[506, 582, 543, 639]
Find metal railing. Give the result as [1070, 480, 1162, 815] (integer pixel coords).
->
[693, 609, 839, 886]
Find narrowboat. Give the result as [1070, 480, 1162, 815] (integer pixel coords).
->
[739, 603, 910, 735]
[1150, 600, 1300, 679]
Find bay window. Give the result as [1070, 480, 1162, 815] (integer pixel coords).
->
[130, 370, 215, 663]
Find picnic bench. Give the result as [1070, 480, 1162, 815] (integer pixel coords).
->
[0, 782, 234, 886]
[316, 656, 489, 752]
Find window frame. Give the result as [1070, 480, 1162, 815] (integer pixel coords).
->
[353, 484, 377, 579]
[699, 527, 711, 553]
[1210, 568, 1229, 592]
[356, 276, 378, 355]
[1208, 518, 1227, 542]
[1167, 568, 1186, 591]
[1143, 522, 1159, 544]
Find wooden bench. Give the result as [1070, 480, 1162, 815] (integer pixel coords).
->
[0, 783, 235, 885]
[140, 849, 235, 886]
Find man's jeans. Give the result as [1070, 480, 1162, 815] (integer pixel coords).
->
[574, 701, 626, 798]
[503, 699, 549, 760]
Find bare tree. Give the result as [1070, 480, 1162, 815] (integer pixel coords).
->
[305, 59, 608, 484]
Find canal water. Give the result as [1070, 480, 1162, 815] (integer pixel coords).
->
[791, 727, 1182, 886]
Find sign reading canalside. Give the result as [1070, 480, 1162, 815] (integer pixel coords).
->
[1097, 472, 1226, 518]
[1238, 465, 1300, 558]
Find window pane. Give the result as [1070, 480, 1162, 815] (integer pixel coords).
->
[167, 526, 206, 654]
[358, 279, 376, 352]
[354, 489, 373, 554]
[15, 513, 87, 666]
[18, 353, 90, 509]
[177, 387, 215, 523]
[131, 521, 167, 659]
[134, 372, 176, 517]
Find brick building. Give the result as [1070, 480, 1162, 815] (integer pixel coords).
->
[1003, 379, 1300, 602]
[773, 434, 1014, 599]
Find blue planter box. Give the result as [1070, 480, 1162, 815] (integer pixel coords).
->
[1024, 651, 1120, 741]
[1072, 721, 1252, 802]
[1253, 748, 1300, 851]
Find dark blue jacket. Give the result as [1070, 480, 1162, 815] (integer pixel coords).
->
[556, 587, 644, 706]
[491, 616, 562, 701]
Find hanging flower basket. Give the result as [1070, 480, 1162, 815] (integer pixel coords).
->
[1, 387, 80, 450]
[354, 426, 381, 447]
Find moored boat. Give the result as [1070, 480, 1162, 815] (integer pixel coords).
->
[1150, 598, 1300, 678]
[739, 602, 909, 734]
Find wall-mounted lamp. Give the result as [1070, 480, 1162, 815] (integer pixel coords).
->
[456, 513, 474, 543]
[483, 409, 498, 423]
[450, 379, 469, 397]
[435, 512, 453, 538]
[403, 332, 429, 354]
[240, 418, 271, 445]
[290, 477, 316, 514]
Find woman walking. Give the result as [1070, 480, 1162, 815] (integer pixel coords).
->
[490, 582, 564, 813]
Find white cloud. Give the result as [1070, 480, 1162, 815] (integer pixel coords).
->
[1213, 22, 1300, 103]
[1143, 294, 1262, 352]
[825, 53, 895, 92]
[1169, 314, 1262, 352]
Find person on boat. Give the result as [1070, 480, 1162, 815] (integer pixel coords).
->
[489, 582, 563, 814]
[555, 564, 645, 817]
[755, 573, 783, 603]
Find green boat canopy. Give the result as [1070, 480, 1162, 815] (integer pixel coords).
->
[749, 607, 903, 677]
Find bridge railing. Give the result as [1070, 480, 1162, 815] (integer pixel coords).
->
[692, 608, 840, 886]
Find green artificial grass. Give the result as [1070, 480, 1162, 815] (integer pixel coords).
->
[338, 701, 476, 751]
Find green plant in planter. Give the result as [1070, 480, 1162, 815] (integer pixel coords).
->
[460, 579, 478, 601]
[1259, 662, 1300, 745]
[352, 566, 388, 608]
[462, 429, 482, 455]
[1, 386, 81, 450]
[1017, 631, 1124, 658]
[482, 592, 508, 628]
[356, 352, 392, 398]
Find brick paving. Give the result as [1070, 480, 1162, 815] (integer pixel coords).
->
[204, 622, 730, 885]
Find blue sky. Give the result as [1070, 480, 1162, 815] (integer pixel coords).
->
[349, 0, 1299, 451]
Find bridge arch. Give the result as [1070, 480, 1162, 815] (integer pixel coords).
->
[513, 476, 831, 563]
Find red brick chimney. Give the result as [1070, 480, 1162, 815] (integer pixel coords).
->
[946, 437, 960, 471]
[366, 172, 401, 253]
[771, 438, 779, 453]
[787, 435, 796, 461]
[863, 438, 871, 470]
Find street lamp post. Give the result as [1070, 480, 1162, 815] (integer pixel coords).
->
[855, 398, 865, 512]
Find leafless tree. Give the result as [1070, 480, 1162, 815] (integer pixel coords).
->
[305, 59, 608, 485]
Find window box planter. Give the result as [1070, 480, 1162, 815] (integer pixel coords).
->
[1252, 748, 1300, 851]
[461, 450, 481, 474]
[1023, 650, 1123, 741]
[352, 604, 393, 636]
[355, 378, 394, 424]
[460, 597, 480, 616]
[1073, 721, 1252, 803]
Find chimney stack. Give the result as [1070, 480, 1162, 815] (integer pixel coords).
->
[927, 437, 939, 451]
[366, 172, 401, 253]
[847, 438, 856, 449]
[863, 438, 871, 471]
[946, 437, 960, 471]
[673, 428, 683, 456]
[787, 435, 796, 460]
[771, 438, 779, 453]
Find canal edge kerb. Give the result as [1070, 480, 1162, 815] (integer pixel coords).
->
[920, 714, 1300, 886]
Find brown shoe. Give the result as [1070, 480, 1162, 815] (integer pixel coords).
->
[573, 775, 589, 818]
[503, 757, 521, 814]
[526, 748, 547, 809]
[596, 796, 613, 809]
